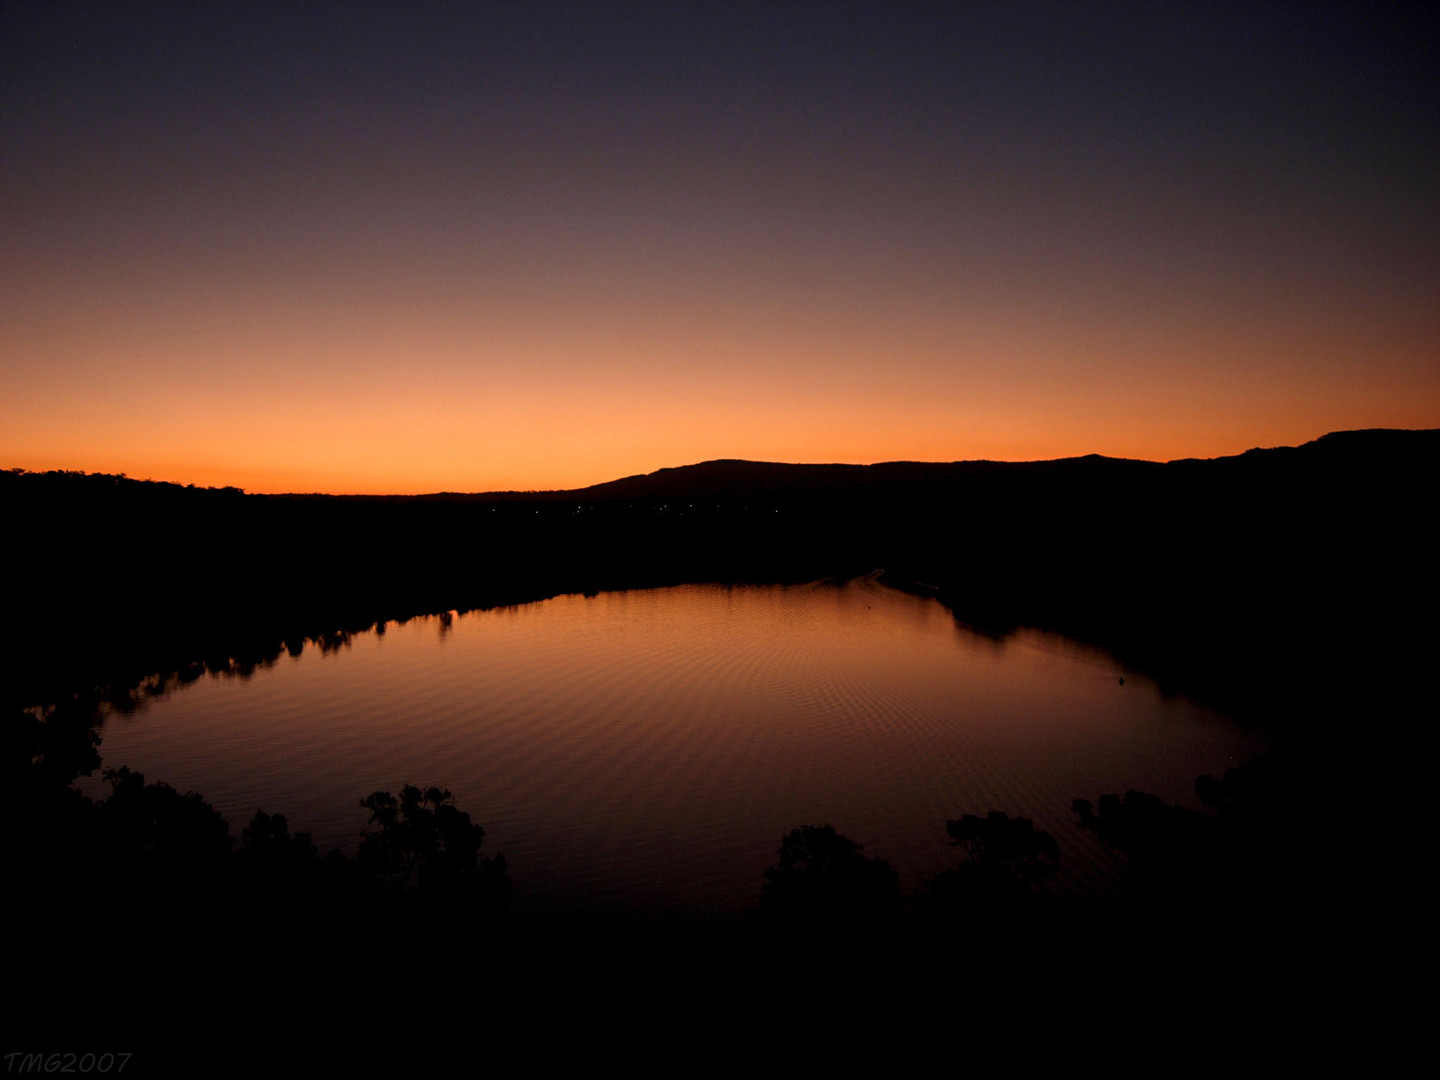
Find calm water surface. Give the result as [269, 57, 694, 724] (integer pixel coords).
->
[91, 578, 1265, 912]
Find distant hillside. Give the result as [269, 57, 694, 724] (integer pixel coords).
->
[280, 426, 1436, 505]
[563, 454, 1158, 503]
[561, 427, 1440, 503]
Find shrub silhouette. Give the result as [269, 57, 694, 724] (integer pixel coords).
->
[945, 811, 1059, 887]
[918, 811, 1066, 987]
[757, 824, 902, 984]
[358, 784, 511, 932]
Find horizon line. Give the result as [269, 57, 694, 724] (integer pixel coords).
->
[7, 426, 1435, 499]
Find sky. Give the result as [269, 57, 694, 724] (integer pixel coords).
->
[2, 1, 1436, 493]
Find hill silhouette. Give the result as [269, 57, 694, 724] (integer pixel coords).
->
[311, 426, 1439, 505]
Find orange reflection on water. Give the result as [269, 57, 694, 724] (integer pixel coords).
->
[90, 579, 1264, 911]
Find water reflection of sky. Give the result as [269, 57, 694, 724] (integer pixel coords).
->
[89, 580, 1265, 912]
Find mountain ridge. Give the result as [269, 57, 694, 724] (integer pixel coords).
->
[465, 426, 1440, 503]
[261, 426, 1428, 503]
[11, 427, 1433, 502]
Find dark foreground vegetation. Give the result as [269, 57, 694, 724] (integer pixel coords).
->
[8, 700, 1428, 1069]
[4, 428, 1436, 1067]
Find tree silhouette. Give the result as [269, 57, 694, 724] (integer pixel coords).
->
[98, 765, 232, 870]
[944, 811, 1059, 889]
[757, 825, 902, 984]
[917, 812, 1066, 992]
[358, 784, 509, 914]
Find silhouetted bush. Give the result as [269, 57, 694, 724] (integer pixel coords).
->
[756, 824, 903, 990]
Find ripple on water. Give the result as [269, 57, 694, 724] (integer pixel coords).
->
[88, 579, 1264, 912]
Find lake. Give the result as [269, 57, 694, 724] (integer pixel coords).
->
[88, 576, 1264, 913]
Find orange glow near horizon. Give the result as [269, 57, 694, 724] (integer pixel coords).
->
[4, 230, 1435, 494]
[3, 6, 1436, 495]
[5, 375, 1437, 496]
[4, 261, 1435, 493]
